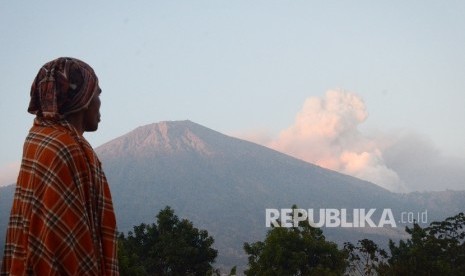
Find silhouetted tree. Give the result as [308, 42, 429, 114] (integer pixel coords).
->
[243, 206, 347, 275]
[378, 212, 465, 275]
[344, 239, 388, 275]
[118, 206, 218, 276]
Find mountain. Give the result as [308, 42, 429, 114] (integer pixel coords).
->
[0, 184, 15, 259]
[1, 120, 464, 271]
[95, 120, 465, 269]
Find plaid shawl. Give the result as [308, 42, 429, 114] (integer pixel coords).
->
[1, 119, 118, 275]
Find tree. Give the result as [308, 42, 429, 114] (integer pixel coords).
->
[344, 239, 388, 276]
[243, 206, 347, 275]
[378, 212, 465, 275]
[118, 206, 218, 275]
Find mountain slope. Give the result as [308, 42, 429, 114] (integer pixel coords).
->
[1, 120, 464, 271]
[97, 120, 400, 231]
[95, 120, 463, 269]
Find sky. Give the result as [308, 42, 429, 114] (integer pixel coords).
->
[1, 1, 464, 192]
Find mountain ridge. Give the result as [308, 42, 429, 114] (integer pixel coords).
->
[98, 120, 392, 192]
[1, 120, 464, 271]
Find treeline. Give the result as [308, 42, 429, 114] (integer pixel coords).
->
[118, 206, 465, 275]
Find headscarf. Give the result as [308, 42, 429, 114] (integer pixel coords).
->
[28, 57, 99, 119]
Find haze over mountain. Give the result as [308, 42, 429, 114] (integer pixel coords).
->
[95, 120, 465, 268]
[1, 120, 464, 271]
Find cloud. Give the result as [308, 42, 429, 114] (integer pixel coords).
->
[240, 90, 407, 192]
[231, 129, 274, 146]
[382, 132, 465, 191]
[0, 162, 20, 187]
[266, 90, 406, 192]
[238, 89, 465, 193]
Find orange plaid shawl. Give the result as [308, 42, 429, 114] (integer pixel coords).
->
[1, 119, 118, 275]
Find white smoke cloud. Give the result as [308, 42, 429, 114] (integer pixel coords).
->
[382, 132, 465, 191]
[230, 129, 273, 147]
[236, 89, 465, 192]
[0, 161, 20, 187]
[246, 90, 408, 192]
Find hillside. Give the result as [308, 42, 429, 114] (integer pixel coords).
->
[95, 120, 465, 269]
[1, 120, 464, 271]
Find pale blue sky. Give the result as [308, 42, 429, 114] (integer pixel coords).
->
[1, 1, 464, 188]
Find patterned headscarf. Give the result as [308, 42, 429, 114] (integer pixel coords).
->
[28, 57, 99, 119]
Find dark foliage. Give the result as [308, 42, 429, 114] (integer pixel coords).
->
[118, 206, 218, 276]
[344, 239, 388, 275]
[378, 212, 465, 275]
[243, 206, 347, 275]
[345, 212, 465, 275]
